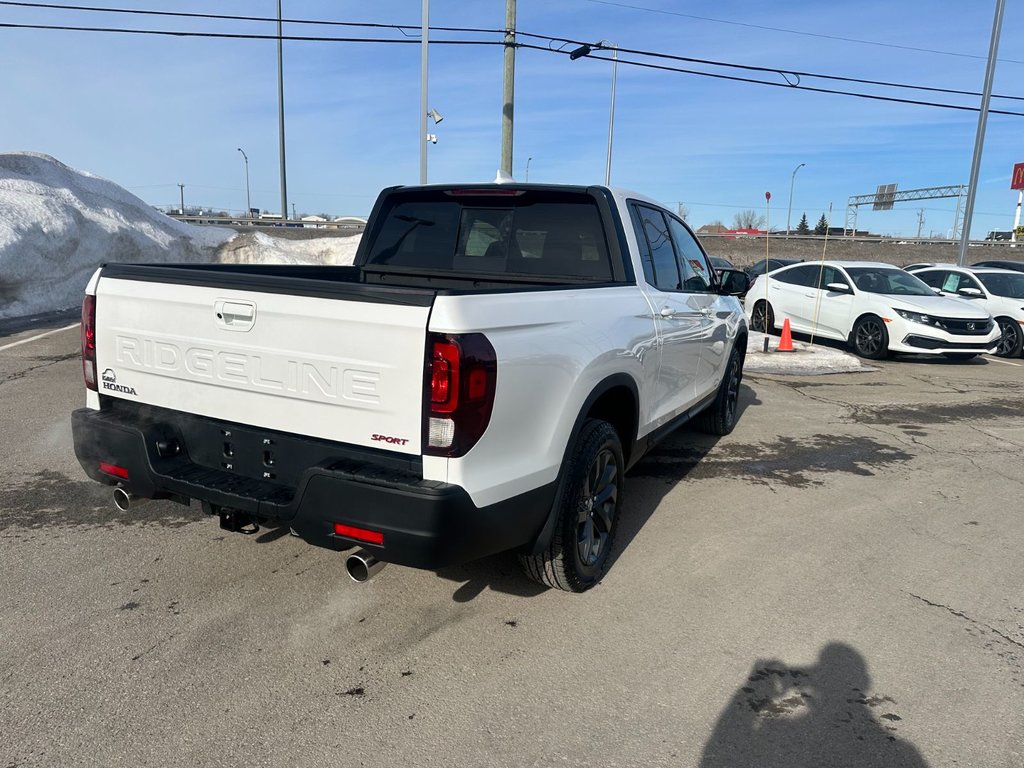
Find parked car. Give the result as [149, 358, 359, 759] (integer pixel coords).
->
[745, 261, 1000, 360]
[708, 256, 736, 272]
[744, 257, 801, 278]
[971, 259, 1024, 273]
[906, 265, 1024, 357]
[902, 262, 955, 272]
[71, 183, 751, 593]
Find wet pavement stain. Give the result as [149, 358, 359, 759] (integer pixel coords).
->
[632, 434, 912, 487]
[851, 398, 1022, 426]
[0, 469, 204, 532]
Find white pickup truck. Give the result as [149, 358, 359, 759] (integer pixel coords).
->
[72, 184, 750, 592]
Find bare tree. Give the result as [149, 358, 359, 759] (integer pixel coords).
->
[733, 210, 765, 230]
[676, 203, 690, 222]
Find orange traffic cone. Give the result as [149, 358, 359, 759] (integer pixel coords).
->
[778, 318, 794, 352]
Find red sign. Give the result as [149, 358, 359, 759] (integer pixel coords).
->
[1012, 162, 1024, 191]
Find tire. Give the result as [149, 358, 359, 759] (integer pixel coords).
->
[850, 315, 889, 360]
[697, 342, 744, 436]
[750, 300, 775, 334]
[519, 419, 623, 592]
[943, 353, 978, 362]
[995, 317, 1023, 358]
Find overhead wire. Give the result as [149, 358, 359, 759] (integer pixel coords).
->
[1, 5, 1023, 117]
[577, 0, 1024, 66]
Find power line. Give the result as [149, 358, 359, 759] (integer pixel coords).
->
[0, 1, 504, 34]
[577, 0, 1024, 66]
[4, 17, 1024, 117]
[519, 43, 1024, 117]
[0, 21, 504, 45]
[517, 31, 1024, 102]
[7, 1, 1022, 102]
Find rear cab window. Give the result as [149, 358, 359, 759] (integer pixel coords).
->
[361, 187, 619, 282]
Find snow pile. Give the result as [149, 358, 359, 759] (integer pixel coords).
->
[0, 152, 360, 321]
[217, 231, 360, 266]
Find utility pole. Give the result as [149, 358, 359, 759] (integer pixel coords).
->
[916, 209, 925, 239]
[500, 0, 516, 177]
[177, 183, 185, 215]
[420, 0, 429, 184]
[958, 0, 1005, 265]
[292, 203, 297, 220]
[277, 0, 289, 220]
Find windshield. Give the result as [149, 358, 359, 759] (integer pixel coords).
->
[845, 267, 934, 296]
[977, 271, 1024, 299]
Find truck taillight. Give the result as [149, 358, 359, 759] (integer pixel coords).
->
[82, 293, 97, 391]
[424, 333, 496, 458]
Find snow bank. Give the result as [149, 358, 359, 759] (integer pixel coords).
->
[0, 152, 360, 321]
[745, 331, 877, 375]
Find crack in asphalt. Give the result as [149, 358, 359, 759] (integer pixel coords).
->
[0, 352, 79, 388]
[907, 592, 1024, 651]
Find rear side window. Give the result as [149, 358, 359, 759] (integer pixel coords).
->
[363, 190, 613, 280]
[634, 205, 681, 291]
[774, 265, 817, 287]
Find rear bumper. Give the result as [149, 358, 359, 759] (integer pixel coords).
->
[71, 405, 554, 569]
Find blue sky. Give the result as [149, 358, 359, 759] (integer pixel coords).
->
[2, 0, 1023, 237]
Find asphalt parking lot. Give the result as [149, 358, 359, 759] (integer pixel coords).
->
[2, 325, 1022, 767]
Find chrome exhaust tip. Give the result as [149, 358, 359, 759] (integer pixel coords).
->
[113, 487, 146, 512]
[345, 549, 386, 583]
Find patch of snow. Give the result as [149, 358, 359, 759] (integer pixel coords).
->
[0, 152, 360, 321]
[745, 331, 877, 375]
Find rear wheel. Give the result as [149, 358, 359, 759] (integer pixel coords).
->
[750, 300, 775, 334]
[850, 315, 889, 360]
[697, 343, 744, 436]
[520, 419, 623, 592]
[995, 317, 1023, 358]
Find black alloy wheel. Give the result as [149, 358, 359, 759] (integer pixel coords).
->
[698, 344, 744, 436]
[995, 317, 1023, 358]
[751, 301, 775, 334]
[576, 447, 617, 567]
[851, 315, 889, 360]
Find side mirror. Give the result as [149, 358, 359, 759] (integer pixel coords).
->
[957, 287, 983, 298]
[825, 282, 852, 294]
[718, 269, 750, 296]
[932, 287, 944, 295]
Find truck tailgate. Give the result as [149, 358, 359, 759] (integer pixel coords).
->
[93, 274, 430, 455]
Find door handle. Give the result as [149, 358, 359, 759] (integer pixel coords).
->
[214, 299, 257, 331]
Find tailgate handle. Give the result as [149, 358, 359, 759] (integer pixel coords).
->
[215, 300, 256, 331]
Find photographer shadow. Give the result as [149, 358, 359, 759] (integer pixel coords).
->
[700, 643, 929, 768]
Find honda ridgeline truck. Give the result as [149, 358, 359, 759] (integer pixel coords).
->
[72, 184, 750, 592]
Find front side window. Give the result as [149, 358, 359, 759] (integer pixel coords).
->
[667, 217, 713, 292]
[844, 267, 934, 296]
[977, 271, 1024, 299]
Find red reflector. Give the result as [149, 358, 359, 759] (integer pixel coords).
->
[99, 462, 129, 479]
[333, 523, 385, 546]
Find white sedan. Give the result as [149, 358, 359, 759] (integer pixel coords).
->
[906, 265, 1024, 358]
[745, 261, 1001, 360]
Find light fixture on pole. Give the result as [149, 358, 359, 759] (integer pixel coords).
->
[237, 147, 251, 219]
[569, 40, 617, 186]
[786, 163, 805, 239]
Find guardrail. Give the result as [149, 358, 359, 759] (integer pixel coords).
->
[167, 214, 366, 232]
[695, 233, 1021, 247]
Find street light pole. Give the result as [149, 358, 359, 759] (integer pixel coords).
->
[277, 0, 288, 220]
[957, 0, 1006, 265]
[237, 147, 251, 219]
[525, 156, 532, 182]
[605, 43, 617, 186]
[177, 183, 185, 215]
[569, 40, 617, 186]
[420, 0, 429, 184]
[786, 163, 805, 239]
